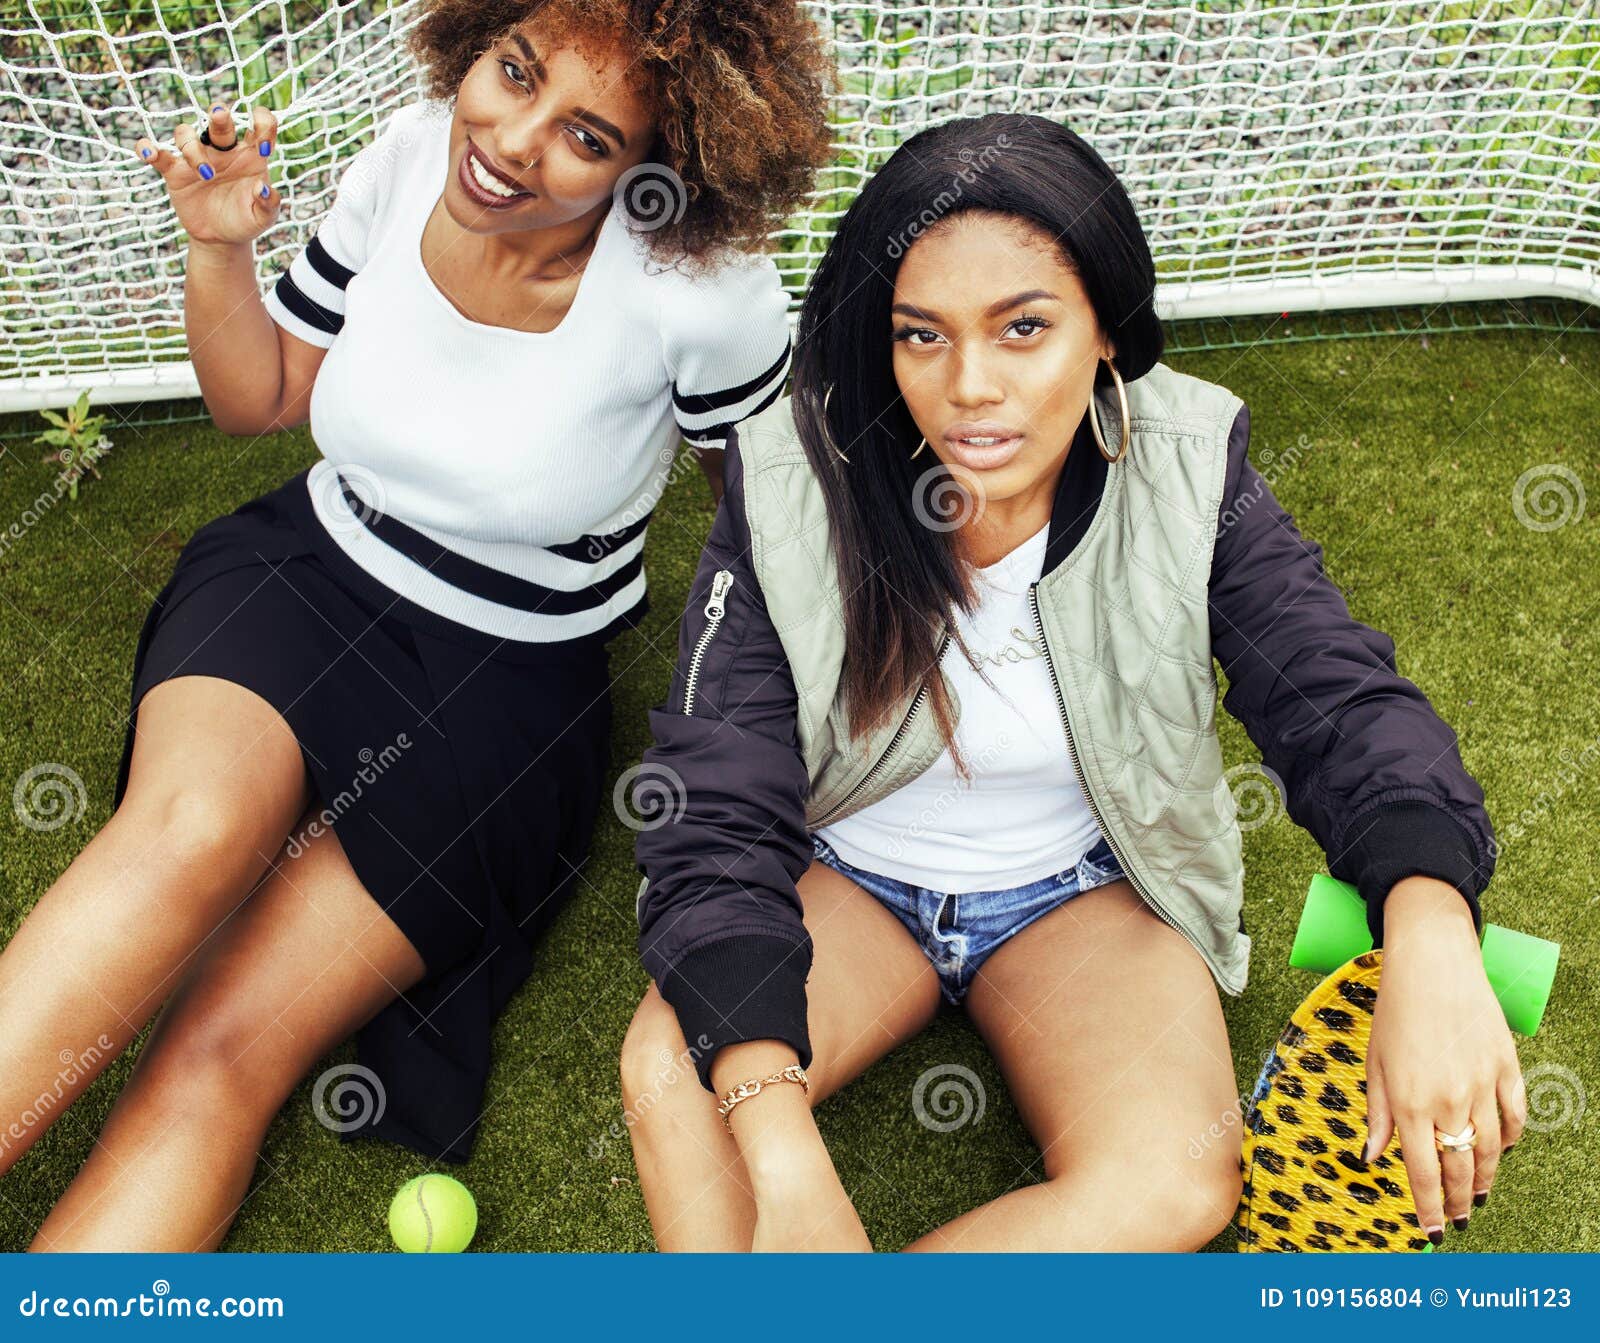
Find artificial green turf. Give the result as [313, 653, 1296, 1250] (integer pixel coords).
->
[1, 319, 1596, 1252]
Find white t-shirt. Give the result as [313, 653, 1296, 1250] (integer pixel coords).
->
[814, 521, 1104, 892]
[261, 98, 793, 643]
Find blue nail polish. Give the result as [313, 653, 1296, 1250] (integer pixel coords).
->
[198, 163, 214, 181]
[140, 147, 151, 158]
[212, 104, 224, 113]
[260, 140, 271, 156]
[260, 184, 270, 198]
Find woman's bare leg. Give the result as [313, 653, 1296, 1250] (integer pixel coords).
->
[621, 857, 941, 1251]
[904, 877, 1243, 1251]
[0, 675, 312, 1176]
[29, 809, 424, 1251]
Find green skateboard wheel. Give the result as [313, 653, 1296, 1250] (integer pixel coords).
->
[1480, 923, 1561, 1037]
[1291, 875, 1559, 1035]
[1290, 874, 1373, 969]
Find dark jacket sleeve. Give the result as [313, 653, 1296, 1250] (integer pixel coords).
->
[634, 427, 815, 1089]
[1209, 403, 1495, 946]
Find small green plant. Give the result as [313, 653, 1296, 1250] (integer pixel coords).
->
[34, 391, 113, 501]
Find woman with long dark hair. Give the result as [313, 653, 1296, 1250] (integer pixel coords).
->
[622, 112, 1520, 1251]
[0, 0, 830, 1249]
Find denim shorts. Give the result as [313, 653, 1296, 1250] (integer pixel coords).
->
[808, 831, 1129, 1002]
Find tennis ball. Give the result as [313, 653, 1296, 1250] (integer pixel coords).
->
[388, 1174, 477, 1253]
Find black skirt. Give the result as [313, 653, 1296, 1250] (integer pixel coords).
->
[113, 466, 615, 1163]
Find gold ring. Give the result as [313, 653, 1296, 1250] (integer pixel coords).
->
[1433, 1122, 1478, 1153]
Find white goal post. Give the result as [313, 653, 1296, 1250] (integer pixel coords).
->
[2, 0, 1597, 412]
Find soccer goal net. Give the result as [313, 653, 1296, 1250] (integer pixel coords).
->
[2, 1, 1597, 412]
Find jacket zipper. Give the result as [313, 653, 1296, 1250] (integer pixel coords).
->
[682, 569, 733, 715]
[1027, 583, 1225, 982]
[811, 629, 951, 827]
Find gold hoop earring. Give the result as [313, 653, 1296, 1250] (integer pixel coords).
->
[1089, 358, 1130, 464]
[911, 435, 929, 461]
[823, 383, 849, 464]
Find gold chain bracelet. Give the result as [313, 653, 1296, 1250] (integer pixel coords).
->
[716, 1064, 810, 1131]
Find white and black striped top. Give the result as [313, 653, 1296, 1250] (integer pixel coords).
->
[262, 98, 792, 644]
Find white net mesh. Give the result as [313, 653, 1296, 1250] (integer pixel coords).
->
[3, 0, 1598, 411]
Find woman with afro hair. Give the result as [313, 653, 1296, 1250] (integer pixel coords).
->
[2, 0, 831, 1249]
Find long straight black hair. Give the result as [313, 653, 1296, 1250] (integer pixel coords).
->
[791, 112, 1164, 748]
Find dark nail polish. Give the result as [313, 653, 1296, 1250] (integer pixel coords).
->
[198, 163, 214, 181]
[1473, 1191, 1488, 1208]
[1428, 1228, 1444, 1246]
[1452, 1215, 1470, 1232]
[260, 140, 272, 156]
[1503, 1143, 1515, 1155]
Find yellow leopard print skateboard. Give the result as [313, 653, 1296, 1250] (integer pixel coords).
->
[1236, 950, 1433, 1252]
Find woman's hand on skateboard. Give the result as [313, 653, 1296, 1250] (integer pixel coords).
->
[1364, 876, 1528, 1245]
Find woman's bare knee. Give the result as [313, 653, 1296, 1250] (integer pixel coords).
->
[121, 677, 311, 847]
[120, 1002, 294, 1137]
[134, 788, 273, 873]
[150, 967, 305, 1101]
[1148, 1155, 1242, 1249]
[1061, 1135, 1242, 1250]
[620, 987, 704, 1120]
